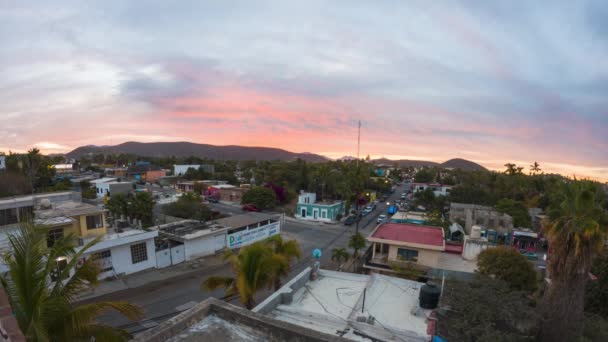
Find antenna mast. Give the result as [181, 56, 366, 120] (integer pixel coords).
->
[357, 120, 361, 160]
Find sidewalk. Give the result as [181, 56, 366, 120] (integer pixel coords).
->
[76, 254, 226, 301]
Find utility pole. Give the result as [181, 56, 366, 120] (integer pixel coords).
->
[355, 120, 361, 235]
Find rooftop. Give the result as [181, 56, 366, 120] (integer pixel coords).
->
[90, 177, 118, 184]
[255, 268, 431, 342]
[215, 212, 279, 230]
[155, 220, 227, 240]
[133, 297, 347, 342]
[368, 223, 445, 250]
[35, 201, 104, 221]
[208, 184, 236, 189]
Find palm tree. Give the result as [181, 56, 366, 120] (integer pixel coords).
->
[265, 235, 301, 290]
[331, 248, 350, 271]
[348, 233, 367, 258]
[539, 181, 608, 342]
[202, 243, 287, 309]
[0, 223, 143, 341]
[530, 161, 541, 175]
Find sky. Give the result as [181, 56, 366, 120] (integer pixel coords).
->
[1, 0, 607, 181]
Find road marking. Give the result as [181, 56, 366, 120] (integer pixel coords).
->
[175, 301, 198, 312]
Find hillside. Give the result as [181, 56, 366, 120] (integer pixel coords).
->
[439, 158, 487, 171]
[65, 142, 329, 162]
[373, 157, 486, 171]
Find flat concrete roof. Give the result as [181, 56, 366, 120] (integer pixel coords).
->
[215, 212, 279, 230]
[35, 201, 104, 220]
[90, 177, 118, 184]
[255, 268, 431, 341]
[133, 297, 349, 342]
[155, 220, 227, 241]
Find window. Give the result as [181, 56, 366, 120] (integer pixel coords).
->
[130, 243, 148, 264]
[396, 248, 419, 262]
[93, 250, 111, 260]
[47, 228, 64, 248]
[93, 250, 113, 272]
[321, 211, 327, 218]
[86, 214, 103, 230]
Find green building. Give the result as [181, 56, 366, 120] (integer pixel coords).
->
[296, 191, 344, 223]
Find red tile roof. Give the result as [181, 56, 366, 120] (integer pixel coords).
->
[370, 223, 444, 248]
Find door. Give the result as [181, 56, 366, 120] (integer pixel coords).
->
[156, 249, 171, 268]
[313, 209, 318, 219]
[171, 244, 185, 264]
[301, 208, 306, 217]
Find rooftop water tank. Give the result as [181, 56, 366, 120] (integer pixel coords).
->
[471, 225, 482, 239]
[419, 283, 441, 309]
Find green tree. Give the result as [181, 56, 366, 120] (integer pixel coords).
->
[504, 163, 523, 176]
[477, 246, 538, 292]
[437, 277, 536, 342]
[129, 192, 155, 226]
[265, 235, 301, 290]
[539, 181, 608, 342]
[79, 180, 97, 199]
[414, 168, 435, 183]
[331, 248, 350, 271]
[106, 193, 130, 218]
[0, 223, 143, 341]
[163, 193, 211, 221]
[495, 198, 531, 227]
[530, 161, 541, 175]
[241, 186, 277, 209]
[348, 233, 366, 258]
[202, 243, 287, 309]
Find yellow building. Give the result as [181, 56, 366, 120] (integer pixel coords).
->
[35, 201, 107, 247]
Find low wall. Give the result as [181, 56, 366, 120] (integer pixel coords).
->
[253, 267, 312, 314]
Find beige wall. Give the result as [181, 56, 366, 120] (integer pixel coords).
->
[387, 245, 441, 268]
[77, 213, 107, 238]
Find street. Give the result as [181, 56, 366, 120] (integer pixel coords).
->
[91, 184, 406, 334]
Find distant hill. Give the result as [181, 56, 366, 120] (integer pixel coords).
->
[373, 158, 439, 168]
[439, 158, 487, 171]
[373, 157, 486, 171]
[65, 142, 329, 162]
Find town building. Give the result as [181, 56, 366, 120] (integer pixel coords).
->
[52, 163, 76, 175]
[254, 267, 435, 341]
[296, 191, 345, 223]
[91, 178, 133, 198]
[133, 297, 344, 342]
[364, 223, 476, 275]
[127, 164, 166, 182]
[176, 180, 228, 193]
[411, 183, 453, 196]
[215, 213, 281, 249]
[0, 155, 5, 170]
[389, 211, 427, 224]
[104, 167, 128, 178]
[153, 213, 282, 265]
[449, 202, 513, 234]
[34, 200, 158, 278]
[207, 184, 250, 202]
[173, 164, 215, 176]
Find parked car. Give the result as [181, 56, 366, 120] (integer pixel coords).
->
[362, 208, 372, 216]
[521, 251, 539, 260]
[344, 215, 356, 225]
[207, 196, 219, 203]
[377, 215, 387, 224]
[242, 204, 261, 212]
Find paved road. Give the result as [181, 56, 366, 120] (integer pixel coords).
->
[92, 184, 406, 334]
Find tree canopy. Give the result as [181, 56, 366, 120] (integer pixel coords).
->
[477, 246, 538, 292]
[241, 186, 277, 209]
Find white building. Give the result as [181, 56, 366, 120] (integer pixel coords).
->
[95, 181, 133, 198]
[412, 182, 452, 196]
[79, 228, 158, 278]
[0, 155, 6, 170]
[254, 268, 433, 341]
[153, 213, 282, 266]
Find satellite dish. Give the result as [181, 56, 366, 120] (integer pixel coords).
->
[312, 248, 322, 259]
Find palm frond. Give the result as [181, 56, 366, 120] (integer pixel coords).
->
[201, 276, 235, 292]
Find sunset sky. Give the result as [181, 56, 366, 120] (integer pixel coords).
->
[1, 1, 607, 181]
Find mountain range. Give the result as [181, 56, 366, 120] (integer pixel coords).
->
[65, 142, 487, 170]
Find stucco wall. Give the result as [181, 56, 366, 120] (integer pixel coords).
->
[387, 245, 441, 268]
